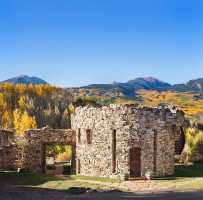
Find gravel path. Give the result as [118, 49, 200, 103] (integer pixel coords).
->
[1, 185, 203, 200]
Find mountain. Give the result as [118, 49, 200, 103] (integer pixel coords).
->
[1, 75, 48, 85]
[2, 75, 203, 95]
[83, 77, 172, 98]
[85, 77, 172, 91]
[173, 78, 203, 93]
[84, 77, 203, 95]
[126, 77, 172, 91]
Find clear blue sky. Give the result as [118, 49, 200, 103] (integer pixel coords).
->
[0, 0, 203, 87]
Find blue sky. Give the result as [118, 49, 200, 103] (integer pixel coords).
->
[0, 0, 203, 87]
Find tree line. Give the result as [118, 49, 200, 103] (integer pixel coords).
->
[0, 83, 74, 135]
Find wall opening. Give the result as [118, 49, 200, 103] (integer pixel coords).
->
[86, 129, 92, 144]
[112, 129, 116, 173]
[153, 130, 157, 173]
[130, 147, 141, 177]
[78, 128, 81, 144]
[175, 126, 185, 155]
[43, 143, 74, 175]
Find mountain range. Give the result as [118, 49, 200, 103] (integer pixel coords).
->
[1, 75, 203, 95]
[1, 75, 48, 85]
[83, 77, 203, 96]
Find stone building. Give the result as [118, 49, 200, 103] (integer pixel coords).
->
[0, 104, 187, 179]
[71, 105, 186, 178]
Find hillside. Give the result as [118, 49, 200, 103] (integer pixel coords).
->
[1, 75, 48, 85]
[72, 77, 203, 119]
[137, 90, 203, 119]
[173, 78, 203, 93]
[1, 75, 203, 120]
[83, 77, 171, 98]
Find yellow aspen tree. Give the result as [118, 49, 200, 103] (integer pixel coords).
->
[20, 111, 37, 133]
[2, 110, 12, 129]
[13, 109, 22, 135]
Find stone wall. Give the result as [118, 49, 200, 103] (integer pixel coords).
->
[22, 127, 76, 173]
[0, 128, 76, 173]
[0, 129, 24, 170]
[71, 105, 186, 178]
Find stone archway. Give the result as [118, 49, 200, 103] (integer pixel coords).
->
[22, 128, 76, 174]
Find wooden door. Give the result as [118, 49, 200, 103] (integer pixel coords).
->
[130, 147, 141, 177]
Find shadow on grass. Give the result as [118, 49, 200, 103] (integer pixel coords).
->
[155, 163, 203, 180]
[0, 171, 62, 186]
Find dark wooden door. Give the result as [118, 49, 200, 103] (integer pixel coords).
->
[130, 147, 141, 177]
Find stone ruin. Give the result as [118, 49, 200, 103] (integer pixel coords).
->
[0, 128, 76, 173]
[0, 104, 187, 179]
[71, 105, 187, 178]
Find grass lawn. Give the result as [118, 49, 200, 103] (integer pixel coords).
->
[156, 163, 203, 180]
[175, 163, 203, 177]
[153, 163, 203, 191]
[0, 171, 119, 191]
[1, 163, 203, 192]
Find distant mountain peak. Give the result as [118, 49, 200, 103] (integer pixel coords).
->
[1, 75, 48, 85]
[142, 76, 164, 83]
[126, 76, 171, 91]
[128, 76, 167, 83]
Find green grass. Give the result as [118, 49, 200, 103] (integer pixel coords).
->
[175, 163, 203, 177]
[153, 163, 203, 191]
[156, 163, 203, 181]
[69, 175, 119, 183]
[0, 171, 118, 191]
[0, 171, 58, 186]
[1, 164, 203, 192]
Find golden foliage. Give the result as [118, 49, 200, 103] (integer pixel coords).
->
[181, 127, 203, 163]
[13, 109, 37, 135]
[137, 90, 203, 117]
[2, 110, 11, 128]
[0, 83, 70, 131]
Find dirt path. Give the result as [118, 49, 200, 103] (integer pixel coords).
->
[1, 184, 203, 200]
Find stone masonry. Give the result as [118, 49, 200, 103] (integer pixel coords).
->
[71, 104, 186, 178]
[0, 104, 186, 180]
[0, 128, 76, 173]
[0, 129, 18, 170]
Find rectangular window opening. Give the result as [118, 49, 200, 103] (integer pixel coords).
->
[153, 131, 157, 173]
[78, 128, 81, 144]
[86, 129, 92, 144]
[112, 129, 116, 173]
